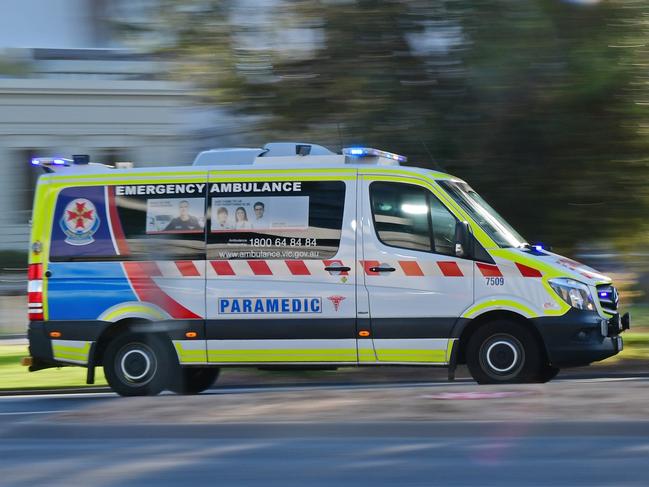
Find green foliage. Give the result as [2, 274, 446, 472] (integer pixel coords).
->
[129, 0, 649, 253]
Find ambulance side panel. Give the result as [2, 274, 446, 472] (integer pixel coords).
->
[204, 170, 358, 364]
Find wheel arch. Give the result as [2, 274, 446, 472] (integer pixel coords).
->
[454, 310, 548, 365]
[94, 318, 155, 366]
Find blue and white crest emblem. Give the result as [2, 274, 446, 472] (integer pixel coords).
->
[59, 198, 100, 246]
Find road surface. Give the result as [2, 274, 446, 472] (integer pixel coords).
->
[0, 372, 648, 486]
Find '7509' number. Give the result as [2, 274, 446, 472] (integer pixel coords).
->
[485, 277, 505, 286]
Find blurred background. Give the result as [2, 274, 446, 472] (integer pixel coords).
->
[1, 0, 649, 336]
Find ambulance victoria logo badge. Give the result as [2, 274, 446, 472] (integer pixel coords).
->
[60, 198, 100, 246]
[327, 295, 346, 312]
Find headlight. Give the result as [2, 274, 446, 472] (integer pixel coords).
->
[548, 278, 596, 311]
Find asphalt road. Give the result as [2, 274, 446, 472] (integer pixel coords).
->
[0, 375, 648, 486]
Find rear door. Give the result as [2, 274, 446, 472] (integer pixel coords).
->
[205, 170, 358, 364]
[46, 175, 208, 364]
[359, 174, 474, 363]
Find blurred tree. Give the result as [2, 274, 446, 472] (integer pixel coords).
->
[115, 0, 649, 252]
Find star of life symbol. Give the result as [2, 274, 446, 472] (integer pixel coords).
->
[327, 295, 346, 312]
[60, 198, 100, 246]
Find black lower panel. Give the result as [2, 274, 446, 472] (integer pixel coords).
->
[205, 318, 357, 340]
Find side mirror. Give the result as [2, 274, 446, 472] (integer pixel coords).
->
[454, 221, 472, 258]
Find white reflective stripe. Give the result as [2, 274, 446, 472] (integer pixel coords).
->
[52, 339, 91, 350]
[104, 186, 120, 255]
[28, 308, 43, 313]
[28, 303, 42, 308]
[229, 261, 256, 277]
[174, 340, 205, 351]
[28, 280, 42, 293]
[207, 339, 356, 350]
[373, 338, 449, 350]
[155, 261, 183, 278]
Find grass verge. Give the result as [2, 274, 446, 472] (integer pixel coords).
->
[0, 345, 106, 390]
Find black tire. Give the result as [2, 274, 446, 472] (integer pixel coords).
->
[466, 320, 542, 384]
[103, 333, 172, 396]
[168, 367, 220, 395]
[535, 364, 560, 383]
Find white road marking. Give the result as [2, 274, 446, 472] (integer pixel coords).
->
[0, 410, 71, 416]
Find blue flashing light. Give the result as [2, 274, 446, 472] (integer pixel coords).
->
[343, 147, 407, 163]
[599, 292, 609, 297]
[31, 157, 72, 168]
[533, 245, 544, 252]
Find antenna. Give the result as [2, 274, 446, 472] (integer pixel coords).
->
[337, 122, 344, 154]
[420, 139, 443, 171]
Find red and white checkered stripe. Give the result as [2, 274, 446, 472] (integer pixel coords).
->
[135, 259, 543, 279]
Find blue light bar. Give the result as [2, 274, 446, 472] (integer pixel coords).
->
[31, 157, 72, 167]
[343, 147, 407, 163]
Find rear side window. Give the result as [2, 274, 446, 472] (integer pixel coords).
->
[369, 181, 457, 255]
[207, 180, 346, 260]
[49, 183, 206, 262]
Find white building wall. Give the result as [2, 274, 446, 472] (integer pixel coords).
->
[0, 0, 102, 49]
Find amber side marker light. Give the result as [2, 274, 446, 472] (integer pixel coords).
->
[21, 357, 33, 367]
[358, 330, 370, 337]
[49, 331, 61, 338]
[185, 331, 198, 338]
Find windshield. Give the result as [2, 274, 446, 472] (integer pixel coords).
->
[438, 180, 526, 248]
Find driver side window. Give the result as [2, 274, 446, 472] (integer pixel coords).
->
[370, 181, 457, 256]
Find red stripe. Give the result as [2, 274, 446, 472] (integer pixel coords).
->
[123, 262, 200, 319]
[176, 260, 200, 277]
[210, 260, 235, 276]
[476, 262, 502, 277]
[107, 186, 129, 256]
[248, 260, 273, 275]
[285, 260, 310, 276]
[361, 260, 381, 275]
[28, 291, 43, 304]
[399, 261, 424, 277]
[437, 261, 464, 277]
[28, 263, 43, 280]
[323, 259, 349, 276]
[516, 263, 542, 278]
[139, 261, 162, 277]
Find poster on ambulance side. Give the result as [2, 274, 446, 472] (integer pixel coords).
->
[210, 196, 309, 232]
[146, 198, 205, 234]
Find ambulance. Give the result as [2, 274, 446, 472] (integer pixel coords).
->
[23, 143, 630, 396]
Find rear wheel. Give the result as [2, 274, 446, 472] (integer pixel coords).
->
[169, 367, 220, 395]
[466, 321, 542, 384]
[103, 333, 172, 396]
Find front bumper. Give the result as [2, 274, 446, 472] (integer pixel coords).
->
[531, 309, 629, 367]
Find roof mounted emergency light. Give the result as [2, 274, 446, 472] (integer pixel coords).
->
[342, 147, 407, 163]
[31, 157, 72, 172]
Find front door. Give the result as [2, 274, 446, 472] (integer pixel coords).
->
[205, 171, 358, 364]
[359, 174, 474, 363]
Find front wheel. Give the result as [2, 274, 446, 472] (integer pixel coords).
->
[466, 321, 542, 384]
[103, 333, 172, 396]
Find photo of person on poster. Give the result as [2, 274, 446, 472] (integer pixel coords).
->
[234, 207, 252, 229]
[165, 200, 202, 232]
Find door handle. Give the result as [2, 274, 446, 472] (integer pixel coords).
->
[369, 266, 396, 273]
[324, 266, 351, 272]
